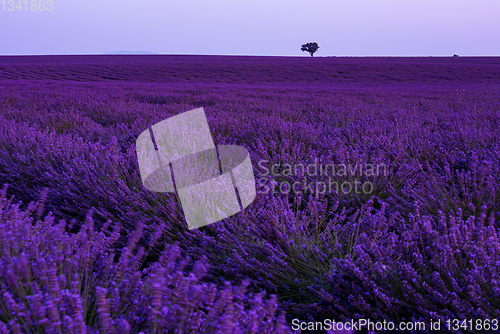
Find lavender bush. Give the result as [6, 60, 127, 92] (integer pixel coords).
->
[0, 185, 290, 333]
[0, 55, 499, 333]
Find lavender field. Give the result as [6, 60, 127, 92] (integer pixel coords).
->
[0, 55, 500, 333]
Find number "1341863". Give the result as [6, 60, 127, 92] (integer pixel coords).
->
[2, 0, 53, 11]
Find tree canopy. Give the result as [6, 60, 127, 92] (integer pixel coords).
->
[301, 42, 320, 57]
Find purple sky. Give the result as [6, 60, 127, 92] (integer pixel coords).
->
[1, 0, 499, 56]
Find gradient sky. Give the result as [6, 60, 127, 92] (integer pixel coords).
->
[1, 0, 499, 56]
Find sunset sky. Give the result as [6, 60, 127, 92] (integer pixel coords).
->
[1, 0, 499, 56]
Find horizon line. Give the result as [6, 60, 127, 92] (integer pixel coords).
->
[0, 53, 498, 57]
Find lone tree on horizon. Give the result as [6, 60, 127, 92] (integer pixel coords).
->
[301, 42, 319, 57]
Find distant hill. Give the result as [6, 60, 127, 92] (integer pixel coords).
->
[103, 51, 158, 55]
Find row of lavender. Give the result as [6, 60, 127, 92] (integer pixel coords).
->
[0, 55, 499, 85]
[0, 77, 499, 333]
[0, 185, 292, 333]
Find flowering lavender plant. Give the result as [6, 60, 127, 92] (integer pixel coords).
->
[0, 185, 291, 333]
